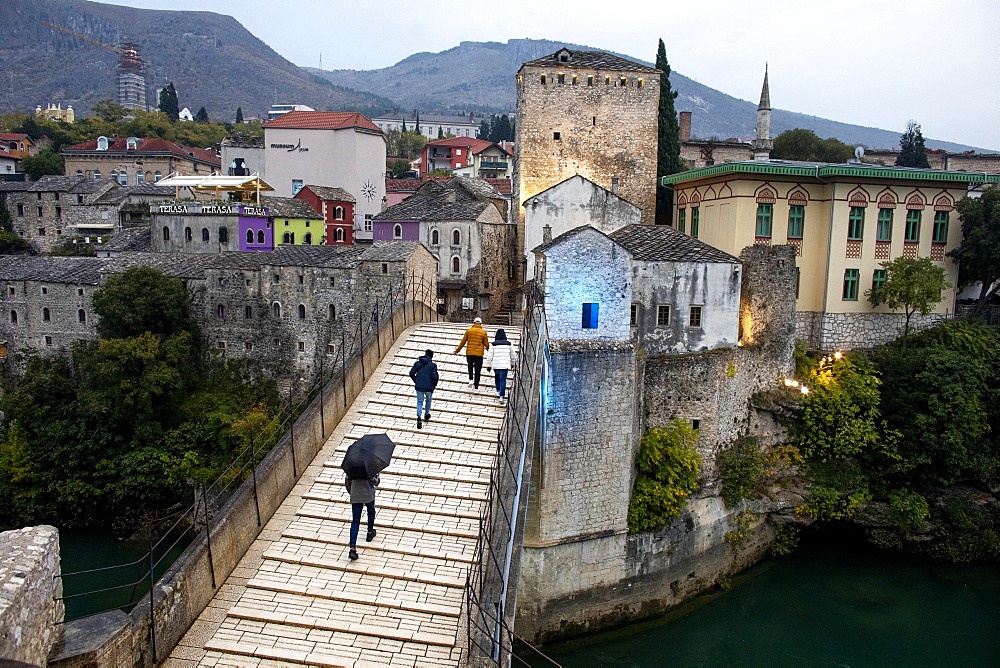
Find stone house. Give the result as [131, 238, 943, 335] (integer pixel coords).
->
[662, 160, 1000, 349]
[262, 111, 386, 243]
[293, 186, 356, 246]
[221, 135, 265, 177]
[6, 176, 116, 252]
[62, 136, 220, 185]
[524, 174, 641, 280]
[513, 47, 660, 276]
[0, 243, 437, 383]
[372, 177, 515, 319]
[262, 196, 325, 247]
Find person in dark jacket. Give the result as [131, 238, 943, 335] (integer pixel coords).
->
[409, 348, 439, 429]
[344, 473, 378, 561]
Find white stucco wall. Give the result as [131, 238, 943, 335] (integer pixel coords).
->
[524, 175, 641, 280]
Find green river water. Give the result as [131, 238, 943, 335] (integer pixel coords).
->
[530, 530, 1000, 667]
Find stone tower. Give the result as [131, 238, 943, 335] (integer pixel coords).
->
[751, 65, 772, 160]
[513, 48, 660, 279]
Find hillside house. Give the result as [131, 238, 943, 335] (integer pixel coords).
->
[62, 136, 220, 185]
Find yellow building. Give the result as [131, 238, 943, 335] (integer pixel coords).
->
[263, 196, 325, 246]
[661, 160, 1000, 349]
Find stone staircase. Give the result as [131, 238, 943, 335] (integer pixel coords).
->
[166, 322, 518, 668]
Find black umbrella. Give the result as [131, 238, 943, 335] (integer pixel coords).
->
[341, 433, 396, 480]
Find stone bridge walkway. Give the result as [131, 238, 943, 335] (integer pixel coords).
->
[166, 322, 516, 668]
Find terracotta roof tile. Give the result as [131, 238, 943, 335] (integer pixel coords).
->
[62, 137, 220, 167]
[264, 111, 381, 132]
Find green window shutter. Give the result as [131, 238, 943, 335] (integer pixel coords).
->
[843, 268, 859, 300]
[678, 208, 686, 233]
[787, 205, 804, 239]
[848, 207, 865, 240]
[755, 203, 773, 237]
[876, 209, 893, 241]
[872, 268, 887, 290]
[933, 210, 948, 243]
[691, 207, 700, 238]
[905, 210, 921, 242]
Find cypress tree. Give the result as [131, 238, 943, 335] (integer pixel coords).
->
[195, 106, 209, 122]
[158, 82, 179, 122]
[655, 39, 683, 226]
[235, 107, 243, 124]
[896, 120, 930, 168]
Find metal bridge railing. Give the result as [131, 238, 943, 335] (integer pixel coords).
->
[465, 284, 560, 667]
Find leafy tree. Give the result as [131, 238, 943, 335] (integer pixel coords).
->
[771, 128, 854, 163]
[235, 107, 243, 124]
[387, 159, 412, 178]
[949, 187, 1000, 314]
[478, 114, 514, 143]
[654, 38, 683, 226]
[91, 100, 131, 124]
[895, 120, 930, 168]
[91, 266, 200, 343]
[158, 83, 180, 122]
[20, 150, 64, 180]
[385, 130, 427, 160]
[195, 106, 209, 123]
[627, 420, 701, 532]
[866, 256, 950, 337]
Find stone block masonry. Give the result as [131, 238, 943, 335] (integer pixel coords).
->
[0, 525, 64, 665]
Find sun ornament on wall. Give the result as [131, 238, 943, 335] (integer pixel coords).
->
[362, 180, 377, 201]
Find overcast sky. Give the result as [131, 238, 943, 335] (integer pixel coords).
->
[103, 0, 999, 150]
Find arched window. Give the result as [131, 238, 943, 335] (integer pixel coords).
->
[334, 228, 345, 242]
[75, 170, 83, 177]
[257, 229, 265, 244]
[154, 170, 162, 182]
[452, 229, 461, 245]
[393, 224, 402, 239]
[244, 305, 252, 319]
[217, 304, 225, 318]
[97, 136, 109, 150]
[162, 226, 170, 240]
[219, 227, 228, 243]
[298, 304, 306, 319]
[329, 304, 336, 320]
[304, 232, 312, 244]
[42, 307, 50, 321]
[451, 256, 461, 273]
[431, 229, 439, 245]
[78, 309, 86, 323]
[119, 172, 128, 186]
[246, 229, 254, 244]
[93, 169, 101, 180]
[272, 302, 281, 318]
[185, 227, 192, 241]
[334, 206, 344, 220]
[10, 310, 17, 324]
[283, 232, 292, 244]
[202, 228, 210, 242]
[110, 169, 118, 182]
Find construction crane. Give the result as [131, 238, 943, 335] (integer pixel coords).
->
[39, 20, 148, 111]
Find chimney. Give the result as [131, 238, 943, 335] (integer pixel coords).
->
[679, 111, 692, 142]
[611, 177, 619, 195]
[542, 224, 552, 243]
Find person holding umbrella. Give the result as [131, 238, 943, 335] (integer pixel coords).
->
[341, 433, 396, 561]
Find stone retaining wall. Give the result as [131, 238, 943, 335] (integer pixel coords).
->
[0, 525, 64, 666]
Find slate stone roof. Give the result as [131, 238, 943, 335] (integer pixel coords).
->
[522, 49, 657, 73]
[532, 225, 617, 255]
[100, 227, 151, 253]
[374, 178, 495, 223]
[0, 255, 107, 284]
[262, 196, 323, 220]
[301, 185, 356, 203]
[101, 252, 215, 280]
[0, 180, 31, 192]
[222, 134, 265, 148]
[609, 225, 740, 263]
[360, 241, 421, 262]
[27, 175, 104, 193]
[244, 245, 369, 269]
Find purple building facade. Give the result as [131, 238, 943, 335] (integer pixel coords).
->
[239, 204, 273, 252]
[372, 219, 421, 242]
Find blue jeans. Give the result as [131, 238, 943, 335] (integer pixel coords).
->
[494, 369, 509, 398]
[350, 501, 375, 548]
[416, 390, 432, 418]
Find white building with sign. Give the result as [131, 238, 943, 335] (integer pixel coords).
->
[263, 111, 387, 242]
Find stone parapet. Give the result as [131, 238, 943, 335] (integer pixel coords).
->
[0, 525, 64, 665]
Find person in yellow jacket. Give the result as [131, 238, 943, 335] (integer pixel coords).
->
[454, 317, 490, 390]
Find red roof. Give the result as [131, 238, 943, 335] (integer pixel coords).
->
[483, 178, 513, 195]
[63, 137, 220, 167]
[264, 111, 381, 132]
[424, 136, 499, 155]
[0, 133, 29, 142]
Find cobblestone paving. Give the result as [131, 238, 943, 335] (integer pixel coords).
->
[165, 322, 516, 667]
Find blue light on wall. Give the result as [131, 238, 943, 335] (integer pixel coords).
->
[582, 302, 599, 329]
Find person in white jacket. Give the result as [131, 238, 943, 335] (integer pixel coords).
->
[484, 328, 516, 404]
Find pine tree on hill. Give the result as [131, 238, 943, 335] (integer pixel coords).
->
[235, 107, 243, 124]
[655, 39, 683, 225]
[195, 106, 209, 122]
[158, 82, 179, 122]
[896, 120, 930, 168]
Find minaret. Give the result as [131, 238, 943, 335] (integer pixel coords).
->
[752, 64, 772, 160]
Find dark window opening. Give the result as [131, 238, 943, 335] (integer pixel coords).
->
[582, 302, 599, 329]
